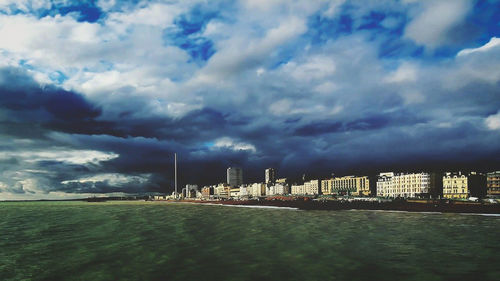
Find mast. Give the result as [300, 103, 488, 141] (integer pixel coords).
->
[175, 153, 178, 199]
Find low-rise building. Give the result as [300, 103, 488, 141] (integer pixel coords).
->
[443, 172, 486, 199]
[487, 171, 500, 197]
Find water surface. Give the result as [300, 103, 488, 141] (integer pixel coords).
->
[0, 201, 498, 281]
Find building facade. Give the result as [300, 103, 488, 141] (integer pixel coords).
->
[227, 167, 243, 187]
[291, 184, 305, 195]
[201, 186, 214, 198]
[265, 168, 276, 185]
[443, 172, 487, 199]
[214, 183, 230, 198]
[377, 172, 436, 198]
[487, 171, 500, 197]
[248, 183, 266, 197]
[266, 183, 290, 196]
[304, 179, 321, 195]
[184, 184, 199, 198]
[322, 176, 370, 196]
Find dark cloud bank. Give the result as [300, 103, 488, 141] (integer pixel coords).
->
[1, 63, 499, 196]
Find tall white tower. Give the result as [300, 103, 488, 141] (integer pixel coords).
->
[174, 153, 178, 199]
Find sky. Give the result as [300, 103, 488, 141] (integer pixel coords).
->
[0, 0, 500, 200]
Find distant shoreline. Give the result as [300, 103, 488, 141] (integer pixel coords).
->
[1, 198, 499, 214]
[176, 198, 500, 214]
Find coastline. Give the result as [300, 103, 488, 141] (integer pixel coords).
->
[176, 198, 500, 214]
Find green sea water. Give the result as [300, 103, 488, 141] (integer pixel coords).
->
[0, 201, 499, 281]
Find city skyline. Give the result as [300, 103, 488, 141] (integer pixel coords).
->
[1, 0, 500, 200]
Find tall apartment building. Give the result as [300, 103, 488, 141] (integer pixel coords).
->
[227, 167, 243, 187]
[443, 172, 486, 199]
[265, 168, 276, 185]
[377, 172, 438, 198]
[487, 171, 500, 197]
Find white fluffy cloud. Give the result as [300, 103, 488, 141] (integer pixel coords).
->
[405, 0, 472, 48]
[213, 137, 256, 153]
[485, 111, 500, 131]
[0, 149, 118, 165]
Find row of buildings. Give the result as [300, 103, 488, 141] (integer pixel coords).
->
[180, 168, 500, 200]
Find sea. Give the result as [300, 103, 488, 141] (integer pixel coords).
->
[0, 201, 499, 281]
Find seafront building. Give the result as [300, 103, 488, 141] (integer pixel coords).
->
[376, 172, 439, 198]
[291, 184, 305, 195]
[322, 176, 372, 196]
[291, 180, 320, 195]
[201, 186, 214, 198]
[248, 183, 266, 197]
[239, 185, 249, 198]
[487, 171, 500, 197]
[214, 183, 230, 198]
[266, 183, 290, 196]
[443, 172, 487, 199]
[183, 184, 200, 198]
[304, 179, 321, 195]
[230, 187, 240, 198]
[265, 168, 276, 185]
[227, 167, 243, 187]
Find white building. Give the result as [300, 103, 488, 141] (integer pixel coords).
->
[239, 185, 249, 197]
[214, 183, 230, 198]
[304, 180, 321, 195]
[248, 183, 266, 197]
[376, 172, 432, 198]
[227, 167, 243, 187]
[291, 184, 305, 195]
[266, 183, 290, 196]
[184, 184, 199, 198]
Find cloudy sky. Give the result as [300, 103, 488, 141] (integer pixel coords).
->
[0, 0, 499, 199]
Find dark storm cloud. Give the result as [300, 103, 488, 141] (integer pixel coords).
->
[1, 0, 500, 199]
[0, 67, 101, 138]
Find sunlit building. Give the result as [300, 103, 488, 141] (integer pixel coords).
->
[487, 171, 500, 197]
[265, 168, 276, 185]
[266, 183, 290, 196]
[377, 172, 438, 198]
[201, 186, 214, 198]
[291, 184, 305, 195]
[304, 179, 321, 195]
[322, 176, 372, 196]
[248, 183, 266, 197]
[443, 172, 486, 199]
[214, 183, 230, 198]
